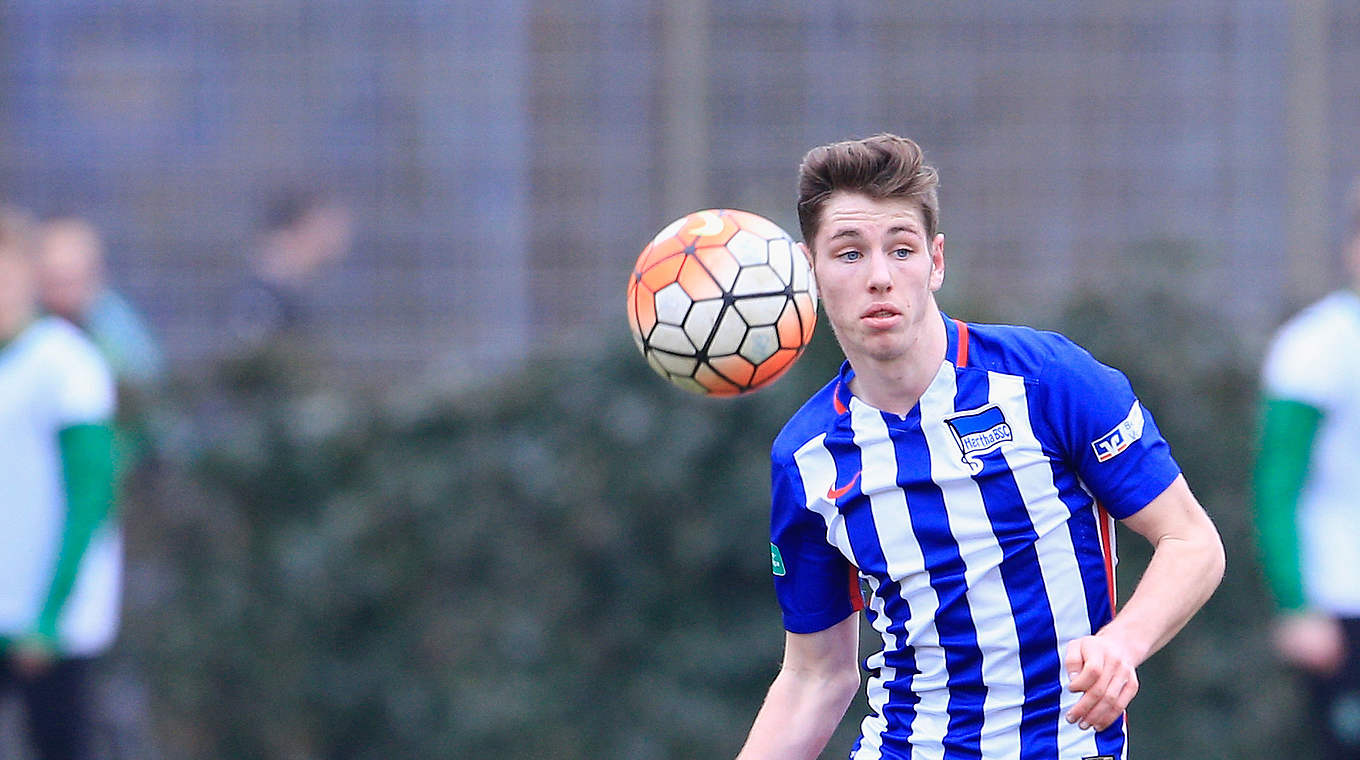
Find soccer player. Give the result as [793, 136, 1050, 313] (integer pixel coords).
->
[736, 134, 1225, 760]
[1254, 181, 1360, 759]
[0, 205, 121, 760]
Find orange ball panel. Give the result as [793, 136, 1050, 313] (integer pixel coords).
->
[637, 236, 686, 273]
[639, 253, 685, 292]
[694, 244, 741, 291]
[751, 348, 798, 387]
[776, 302, 804, 348]
[708, 354, 756, 387]
[676, 255, 723, 300]
[629, 280, 657, 336]
[794, 292, 817, 343]
[694, 364, 742, 396]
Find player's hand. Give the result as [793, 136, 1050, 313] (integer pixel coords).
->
[9, 635, 56, 679]
[1273, 611, 1346, 676]
[1063, 634, 1139, 731]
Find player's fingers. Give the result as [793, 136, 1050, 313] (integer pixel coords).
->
[1065, 664, 1116, 727]
[1063, 639, 1085, 684]
[1085, 672, 1139, 731]
[1065, 641, 1102, 693]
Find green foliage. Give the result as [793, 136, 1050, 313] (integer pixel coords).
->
[125, 325, 851, 759]
[122, 255, 1302, 758]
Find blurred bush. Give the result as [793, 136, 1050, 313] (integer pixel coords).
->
[122, 327, 848, 759]
[118, 248, 1307, 759]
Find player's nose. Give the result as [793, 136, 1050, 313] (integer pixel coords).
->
[865, 250, 893, 292]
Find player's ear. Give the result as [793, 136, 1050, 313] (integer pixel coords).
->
[799, 241, 814, 268]
[929, 233, 945, 291]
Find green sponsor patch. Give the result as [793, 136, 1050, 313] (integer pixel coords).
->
[770, 543, 786, 576]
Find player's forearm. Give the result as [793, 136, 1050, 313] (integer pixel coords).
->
[737, 666, 859, 760]
[1099, 519, 1225, 665]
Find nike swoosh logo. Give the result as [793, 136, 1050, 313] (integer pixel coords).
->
[826, 470, 861, 500]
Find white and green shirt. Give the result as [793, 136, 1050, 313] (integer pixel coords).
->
[1259, 290, 1360, 616]
[0, 317, 121, 656]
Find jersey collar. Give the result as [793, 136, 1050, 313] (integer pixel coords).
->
[832, 311, 969, 415]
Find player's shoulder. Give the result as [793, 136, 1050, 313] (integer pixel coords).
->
[1264, 291, 1360, 392]
[31, 315, 102, 356]
[961, 319, 1096, 379]
[26, 317, 113, 380]
[1273, 291, 1360, 348]
[772, 372, 842, 462]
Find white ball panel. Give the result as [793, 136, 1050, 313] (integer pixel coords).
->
[670, 375, 710, 395]
[648, 323, 695, 355]
[734, 295, 791, 326]
[739, 325, 779, 364]
[652, 350, 698, 376]
[768, 239, 795, 285]
[683, 299, 724, 347]
[646, 351, 669, 377]
[792, 257, 810, 292]
[654, 282, 693, 325]
[732, 265, 785, 297]
[726, 229, 769, 266]
[707, 306, 748, 356]
[650, 216, 687, 247]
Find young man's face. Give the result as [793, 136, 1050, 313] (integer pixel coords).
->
[806, 191, 945, 366]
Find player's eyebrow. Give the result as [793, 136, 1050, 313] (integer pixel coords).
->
[888, 223, 923, 237]
[827, 227, 864, 242]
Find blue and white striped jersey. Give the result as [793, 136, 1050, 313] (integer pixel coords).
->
[769, 314, 1181, 760]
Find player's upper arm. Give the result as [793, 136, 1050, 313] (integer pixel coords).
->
[781, 611, 861, 679]
[1119, 475, 1223, 559]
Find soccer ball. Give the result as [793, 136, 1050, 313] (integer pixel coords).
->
[626, 208, 818, 396]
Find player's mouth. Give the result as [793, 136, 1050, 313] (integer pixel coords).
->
[860, 303, 901, 328]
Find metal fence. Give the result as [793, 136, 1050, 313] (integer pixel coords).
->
[0, 0, 1354, 385]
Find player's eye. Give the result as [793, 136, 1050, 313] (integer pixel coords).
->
[839, 249, 862, 262]
[892, 247, 912, 259]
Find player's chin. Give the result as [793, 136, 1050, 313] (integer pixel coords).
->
[857, 337, 910, 363]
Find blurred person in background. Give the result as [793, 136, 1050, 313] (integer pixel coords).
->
[737, 134, 1225, 760]
[38, 215, 165, 393]
[224, 186, 352, 354]
[0, 206, 121, 760]
[1255, 180, 1360, 759]
[39, 215, 166, 478]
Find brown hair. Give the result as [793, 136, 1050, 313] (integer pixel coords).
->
[796, 133, 940, 249]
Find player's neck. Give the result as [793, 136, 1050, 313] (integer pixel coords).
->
[846, 314, 947, 416]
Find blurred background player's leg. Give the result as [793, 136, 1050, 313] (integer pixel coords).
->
[18, 658, 96, 760]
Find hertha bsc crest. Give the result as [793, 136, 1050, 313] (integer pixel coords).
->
[944, 404, 1012, 471]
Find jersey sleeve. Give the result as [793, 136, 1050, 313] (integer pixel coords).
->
[770, 452, 860, 634]
[52, 333, 116, 426]
[1252, 398, 1321, 611]
[1037, 337, 1181, 520]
